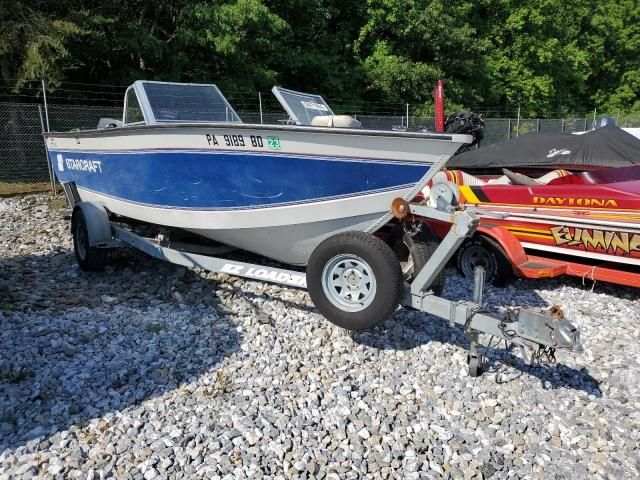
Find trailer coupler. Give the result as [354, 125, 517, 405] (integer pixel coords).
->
[408, 289, 582, 375]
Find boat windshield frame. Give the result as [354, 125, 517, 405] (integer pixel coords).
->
[123, 80, 242, 126]
[272, 86, 335, 125]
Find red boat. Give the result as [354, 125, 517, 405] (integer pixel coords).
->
[422, 165, 640, 288]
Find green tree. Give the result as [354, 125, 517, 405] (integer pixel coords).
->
[1, 0, 639, 119]
[177, 0, 289, 91]
[264, 0, 365, 99]
[355, 0, 491, 111]
[479, 0, 592, 116]
[0, 1, 80, 87]
[587, 0, 640, 116]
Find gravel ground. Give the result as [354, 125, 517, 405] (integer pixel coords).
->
[1, 194, 639, 479]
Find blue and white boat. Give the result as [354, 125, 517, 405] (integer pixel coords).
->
[45, 81, 471, 265]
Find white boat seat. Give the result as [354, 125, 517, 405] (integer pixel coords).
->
[310, 115, 362, 128]
[486, 175, 512, 185]
[537, 169, 572, 184]
[487, 168, 572, 185]
[97, 118, 123, 129]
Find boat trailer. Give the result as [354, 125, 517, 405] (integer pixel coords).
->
[64, 183, 582, 378]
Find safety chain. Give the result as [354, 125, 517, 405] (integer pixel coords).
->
[402, 218, 423, 237]
[498, 308, 519, 340]
[533, 346, 557, 364]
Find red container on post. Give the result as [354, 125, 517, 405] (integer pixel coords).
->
[435, 80, 445, 132]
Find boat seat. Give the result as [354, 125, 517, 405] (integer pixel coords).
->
[500, 168, 540, 185]
[486, 175, 511, 185]
[487, 169, 572, 185]
[97, 118, 123, 129]
[310, 115, 363, 128]
[537, 169, 572, 184]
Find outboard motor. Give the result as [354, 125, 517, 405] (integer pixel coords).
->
[445, 111, 484, 152]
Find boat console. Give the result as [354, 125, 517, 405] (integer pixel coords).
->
[272, 86, 362, 128]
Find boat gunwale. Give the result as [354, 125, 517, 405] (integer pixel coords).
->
[42, 121, 472, 143]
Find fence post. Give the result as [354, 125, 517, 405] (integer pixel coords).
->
[41, 79, 50, 133]
[39, 105, 56, 194]
[536, 118, 540, 132]
[516, 106, 520, 137]
[507, 119, 511, 140]
[561, 118, 565, 133]
[259, 92, 263, 124]
[406, 103, 409, 129]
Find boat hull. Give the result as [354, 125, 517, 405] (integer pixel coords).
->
[47, 124, 467, 264]
[77, 186, 406, 264]
[470, 206, 640, 266]
[435, 171, 640, 267]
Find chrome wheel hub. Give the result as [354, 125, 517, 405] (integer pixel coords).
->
[321, 254, 377, 312]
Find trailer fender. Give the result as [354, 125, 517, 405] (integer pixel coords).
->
[475, 223, 528, 267]
[71, 202, 113, 247]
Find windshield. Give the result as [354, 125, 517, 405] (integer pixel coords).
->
[124, 87, 145, 124]
[272, 86, 334, 125]
[139, 81, 242, 123]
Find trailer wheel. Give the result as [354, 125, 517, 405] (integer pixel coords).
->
[391, 228, 443, 295]
[455, 236, 512, 286]
[72, 209, 108, 271]
[307, 231, 403, 330]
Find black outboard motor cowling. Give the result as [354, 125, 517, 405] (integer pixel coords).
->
[445, 111, 484, 153]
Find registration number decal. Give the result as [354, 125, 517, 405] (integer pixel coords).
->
[205, 134, 269, 149]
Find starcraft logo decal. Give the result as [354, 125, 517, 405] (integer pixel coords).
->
[533, 197, 618, 208]
[550, 226, 640, 255]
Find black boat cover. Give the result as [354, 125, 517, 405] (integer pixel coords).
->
[449, 125, 640, 170]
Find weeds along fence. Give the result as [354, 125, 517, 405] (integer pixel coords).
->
[1, 99, 640, 195]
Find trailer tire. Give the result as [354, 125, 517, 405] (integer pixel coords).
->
[391, 228, 443, 295]
[72, 209, 108, 271]
[455, 235, 512, 286]
[307, 231, 403, 330]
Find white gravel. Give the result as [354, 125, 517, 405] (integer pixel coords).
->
[1, 194, 639, 479]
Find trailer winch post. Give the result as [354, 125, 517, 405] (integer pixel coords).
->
[408, 205, 479, 297]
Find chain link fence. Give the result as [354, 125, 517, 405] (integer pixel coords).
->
[1, 100, 640, 195]
[0, 103, 50, 193]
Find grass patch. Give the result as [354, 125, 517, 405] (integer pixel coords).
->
[216, 368, 234, 393]
[0, 182, 53, 196]
[0, 364, 33, 384]
[49, 197, 68, 209]
[1, 302, 17, 314]
[145, 323, 164, 334]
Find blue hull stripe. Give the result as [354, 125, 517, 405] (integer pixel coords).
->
[50, 149, 429, 209]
